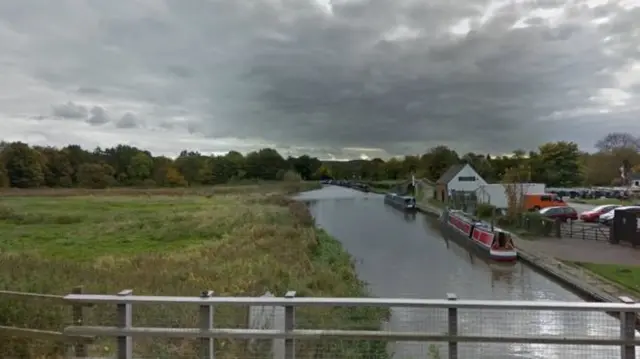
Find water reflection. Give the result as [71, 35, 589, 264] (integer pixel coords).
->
[296, 186, 635, 358]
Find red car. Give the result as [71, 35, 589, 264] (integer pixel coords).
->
[579, 204, 620, 222]
[539, 206, 578, 222]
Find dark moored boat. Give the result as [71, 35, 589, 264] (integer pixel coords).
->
[384, 193, 417, 212]
[439, 208, 517, 262]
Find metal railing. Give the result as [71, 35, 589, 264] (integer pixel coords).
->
[55, 290, 640, 359]
[0, 287, 94, 355]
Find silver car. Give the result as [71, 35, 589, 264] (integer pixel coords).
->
[599, 205, 640, 226]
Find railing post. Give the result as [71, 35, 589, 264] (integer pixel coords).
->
[116, 289, 133, 359]
[71, 286, 87, 358]
[619, 296, 636, 359]
[284, 291, 296, 359]
[447, 293, 458, 359]
[199, 290, 215, 359]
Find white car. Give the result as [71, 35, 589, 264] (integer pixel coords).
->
[598, 206, 640, 226]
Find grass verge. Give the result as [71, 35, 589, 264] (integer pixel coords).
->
[0, 182, 388, 358]
[572, 262, 640, 296]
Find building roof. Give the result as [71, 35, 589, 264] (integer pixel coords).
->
[436, 164, 466, 184]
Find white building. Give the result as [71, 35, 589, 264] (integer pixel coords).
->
[435, 164, 487, 202]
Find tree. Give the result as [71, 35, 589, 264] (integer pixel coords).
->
[39, 146, 74, 187]
[1, 142, 45, 188]
[77, 163, 116, 189]
[537, 141, 582, 187]
[502, 166, 527, 219]
[163, 166, 188, 187]
[421, 146, 459, 182]
[174, 151, 208, 185]
[595, 132, 640, 152]
[0, 166, 8, 187]
[582, 148, 640, 186]
[314, 165, 332, 179]
[127, 152, 154, 183]
[289, 155, 321, 180]
[383, 158, 403, 180]
[0, 139, 631, 189]
[245, 148, 287, 180]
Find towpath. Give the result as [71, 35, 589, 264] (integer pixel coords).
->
[516, 236, 640, 265]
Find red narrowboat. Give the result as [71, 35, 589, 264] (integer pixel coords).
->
[440, 209, 517, 262]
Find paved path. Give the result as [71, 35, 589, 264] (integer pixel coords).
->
[516, 236, 640, 265]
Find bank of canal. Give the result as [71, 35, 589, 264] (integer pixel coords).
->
[295, 185, 635, 359]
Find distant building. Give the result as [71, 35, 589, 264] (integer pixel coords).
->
[435, 164, 487, 202]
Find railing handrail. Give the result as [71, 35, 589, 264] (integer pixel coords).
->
[62, 326, 640, 345]
[63, 294, 639, 311]
[0, 289, 65, 301]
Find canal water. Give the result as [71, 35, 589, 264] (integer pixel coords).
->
[295, 186, 637, 359]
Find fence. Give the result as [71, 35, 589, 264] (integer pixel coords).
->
[4, 287, 640, 359]
[560, 221, 611, 241]
[515, 215, 611, 241]
[0, 287, 95, 357]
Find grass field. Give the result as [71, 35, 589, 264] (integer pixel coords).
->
[0, 182, 388, 358]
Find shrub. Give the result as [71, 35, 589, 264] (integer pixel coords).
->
[475, 203, 496, 219]
[520, 211, 554, 236]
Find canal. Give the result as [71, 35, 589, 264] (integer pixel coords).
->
[295, 185, 635, 359]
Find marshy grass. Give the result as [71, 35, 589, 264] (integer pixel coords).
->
[0, 182, 388, 358]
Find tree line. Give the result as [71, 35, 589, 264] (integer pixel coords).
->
[0, 132, 638, 189]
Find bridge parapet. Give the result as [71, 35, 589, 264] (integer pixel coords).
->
[58, 291, 639, 359]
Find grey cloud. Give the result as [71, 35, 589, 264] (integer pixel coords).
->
[51, 102, 88, 119]
[77, 87, 102, 94]
[86, 106, 110, 126]
[1, 1, 639, 156]
[116, 112, 142, 128]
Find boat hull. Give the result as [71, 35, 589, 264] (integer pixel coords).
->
[384, 194, 417, 212]
[439, 209, 517, 262]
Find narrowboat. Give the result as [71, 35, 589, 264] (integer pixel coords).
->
[439, 208, 517, 262]
[384, 193, 417, 212]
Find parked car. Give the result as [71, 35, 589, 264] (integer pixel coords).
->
[599, 206, 640, 226]
[524, 194, 567, 211]
[579, 204, 620, 222]
[539, 206, 578, 222]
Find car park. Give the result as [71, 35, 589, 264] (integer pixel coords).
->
[539, 206, 578, 222]
[579, 204, 620, 222]
[599, 206, 640, 226]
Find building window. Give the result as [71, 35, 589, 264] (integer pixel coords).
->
[458, 176, 476, 181]
[635, 180, 639, 186]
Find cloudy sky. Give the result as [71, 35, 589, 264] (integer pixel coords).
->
[1, 0, 638, 159]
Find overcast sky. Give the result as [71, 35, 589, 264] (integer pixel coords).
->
[1, 1, 638, 159]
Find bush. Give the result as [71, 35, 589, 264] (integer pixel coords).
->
[519, 212, 554, 236]
[475, 203, 496, 219]
[283, 170, 302, 182]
